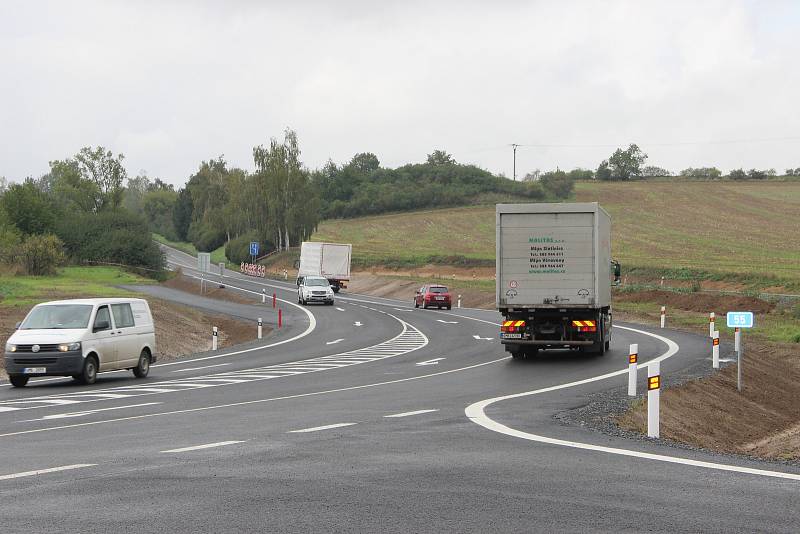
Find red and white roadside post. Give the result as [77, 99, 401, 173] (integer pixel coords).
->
[660, 306, 666, 328]
[647, 362, 661, 438]
[212, 326, 218, 351]
[712, 330, 720, 369]
[278, 309, 283, 328]
[273, 293, 277, 308]
[627, 344, 638, 397]
[709, 312, 715, 337]
[258, 317, 263, 340]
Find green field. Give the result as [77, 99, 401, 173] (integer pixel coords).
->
[313, 181, 800, 290]
[0, 266, 145, 307]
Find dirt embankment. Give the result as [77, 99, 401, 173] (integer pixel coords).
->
[615, 289, 776, 315]
[618, 342, 800, 460]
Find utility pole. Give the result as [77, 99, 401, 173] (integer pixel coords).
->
[511, 143, 518, 181]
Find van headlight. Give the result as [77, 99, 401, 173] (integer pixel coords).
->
[5, 343, 16, 353]
[58, 342, 81, 352]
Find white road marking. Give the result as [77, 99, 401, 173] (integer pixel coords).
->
[288, 423, 357, 433]
[161, 440, 245, 453]
[326, 338, 345, 345]
[384, 409, 438, 418]
[394, 308, 409, 312]
[437, 320, 459, 324]
[171, 363, 231, 373]
[0, 357, 509, 438]
[353, 321, 363, 327]
[18, 402, 162, 422]
[465, 326, 800, 482]
[0, 464, 96, 481]
[473, 335, 493, 341]
[416, 358, 445, 366]
[336, 307, 345, 311]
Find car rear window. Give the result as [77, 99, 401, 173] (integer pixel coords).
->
[429, 286, 448, 294]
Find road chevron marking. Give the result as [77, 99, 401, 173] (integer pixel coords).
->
[0, 316, 428, 413]
[465, 326, 800, 482]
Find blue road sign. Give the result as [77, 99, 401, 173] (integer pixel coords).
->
[249, 242, 259, 256]
[726, 311, 754, 328]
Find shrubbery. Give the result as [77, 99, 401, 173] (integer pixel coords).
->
[225, 232, 271, 264]
[17, 234, 65, 275]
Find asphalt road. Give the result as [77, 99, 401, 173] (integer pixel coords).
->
[0, 247, 797, 533]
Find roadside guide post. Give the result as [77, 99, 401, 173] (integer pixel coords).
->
[627, 344, 638, 397]
[647, 361, 661, 438]
[219, 262, 225, 276]
[278, 309, 282, 328]
[457, 295, 462, 309]
[660, 306, 666, 328]
[262, 288, 266, 304]
[712, 330, 720, 369]
[212, 326, 218, 351]
[258, 318, 263, 339]
[273, 292, 277, 308]
[727, 312, 754, 392]
[709, 312, 715, 337]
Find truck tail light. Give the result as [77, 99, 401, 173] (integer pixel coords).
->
[501, 320, 525, 333]
[572, 320, 597, 333]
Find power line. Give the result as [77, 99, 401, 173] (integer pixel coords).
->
[512, 136, 800, 149]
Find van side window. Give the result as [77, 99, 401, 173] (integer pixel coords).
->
[94, 306, 112, 331]
[111, 303, 135, 328]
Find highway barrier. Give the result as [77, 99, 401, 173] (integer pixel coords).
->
[240, 263, 266, 278]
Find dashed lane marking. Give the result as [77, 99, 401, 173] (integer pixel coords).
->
[384, 409, 438, 418]
[160, 440, 245, 453]
[288, 423, 357, 433]
[0, 464, 96, 481]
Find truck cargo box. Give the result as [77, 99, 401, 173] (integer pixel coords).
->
[496, 203, 611, 309]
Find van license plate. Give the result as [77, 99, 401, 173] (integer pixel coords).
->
[502, 333, 523, 339]
[23, 367, 46, 374]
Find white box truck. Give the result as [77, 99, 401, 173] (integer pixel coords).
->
[297, 242, 352, 293]
[496, 203, 620, 358]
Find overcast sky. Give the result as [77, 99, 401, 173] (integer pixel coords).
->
[2, 1, 799, 186]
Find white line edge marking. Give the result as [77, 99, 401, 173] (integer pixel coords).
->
[0, 357, 508, 438]
[384, 409, 438, 418]
[160, 440, 245, 453]
[465, 326, 800, 482]
[288, 423, 357, 433]
[170, 363, 231, 373]
[0, 463, 96, 481]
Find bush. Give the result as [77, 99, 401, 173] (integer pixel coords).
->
[17, 234, 65, 275]
[539, 170, 575, 199]
[188, 220, 227, 252]
[225, 232, 269, 264]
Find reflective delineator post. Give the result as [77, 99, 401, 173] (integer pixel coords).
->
[709, 312, 715, 337]
[734, 327, 740, 353]
[647, 361, 661, 438]
[212, 326, 218, 351]
[660, 276, 665, 287]
[712, 330, 720, 369]
[258, 317, 263, 340]
[261, 288, 266, 304]
[736, 328, 743, 392]
[627, 343, 638, 397]
[273, 293, 276, 308]
[660, 306, 666, 328]
[278, 309, 282, 328]
[457, 295, 462, 309]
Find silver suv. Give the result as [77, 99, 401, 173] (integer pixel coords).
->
[297, 276, 335, 306]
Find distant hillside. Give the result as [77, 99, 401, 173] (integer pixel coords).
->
[312, 181, 800, 290]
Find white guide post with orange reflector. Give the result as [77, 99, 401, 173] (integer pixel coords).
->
[627, 343, 638, 397]
[660, 306, 666, 328]
[647, 361, 661, 438]
[709, 312, 715, 337]
[712, 330, 720, 369]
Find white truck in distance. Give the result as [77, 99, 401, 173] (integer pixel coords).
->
[496, 202, 620, 358]
[297, 241, 352, 293]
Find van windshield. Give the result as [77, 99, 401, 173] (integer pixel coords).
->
[20, 305, 93, 330]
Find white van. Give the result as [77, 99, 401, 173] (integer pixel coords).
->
[4, 298, 156, 388]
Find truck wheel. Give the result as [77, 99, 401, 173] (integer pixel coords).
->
[332, 287, 340, 294]
[9, 375, 28, 388]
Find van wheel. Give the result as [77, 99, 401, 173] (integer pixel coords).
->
[9, 375, 28, 388]
[133, 350, 150, 378]
[78, 356, 98, 385]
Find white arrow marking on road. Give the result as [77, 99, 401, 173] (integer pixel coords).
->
[326, 338, 345, 345]
[18, 402, 163, 422]
[354, 321, 363, 327]
[473, 335, 493, 341]
[416, 358, 445, 366]
[336, 307, 345, 311]
[437, 319, 459, 324]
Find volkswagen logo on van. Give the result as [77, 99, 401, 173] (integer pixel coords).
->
[31, 344, 40, 353]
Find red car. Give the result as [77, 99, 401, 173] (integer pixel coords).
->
[414, 285, 452, 310]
